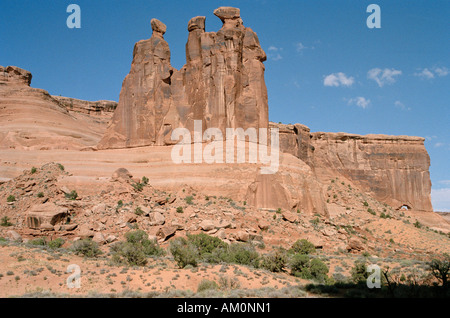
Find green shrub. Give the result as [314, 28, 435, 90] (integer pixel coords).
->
[176, 206, 184, 213]
[290, 254, 311, 278]
[207, 243, 260, 267]
[141, 176, 149, 185]
[57, 163, 65, 171]
[290, 255, 329, 282]
[6, 195, 16, 203]
[111, 242, 148, 266]
[29, 237, 47, 246]
[124, 229, 148, 244]
[37, 192, 44, 198]
[363, 201, 369, 207]
[290, 239, 316, 255]
[261, 250, 287, 272]
[48, 238, 65, 249]
[309, 258, 329, 282]
[367, 208, 376, 215]
[31, 167, 37, 174]
[111, 230, 164, 266]
[170, 237, 199, 268]
[197, 279, 219, 293]
[65, 190, 78, 200]
[413, 220, 422, 228]
[132, 182, 144, 192]
[187, 233, 227, 256]
[1, 216, 12, 227]
[351, 260, 368, 284]
[71, 239, 102, 258]
[185, 196, 194, 205]
[134, 207, 144, 216]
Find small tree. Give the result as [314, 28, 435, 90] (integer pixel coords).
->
[428, 254, 450, 289]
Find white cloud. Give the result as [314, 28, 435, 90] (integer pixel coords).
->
[414, 68, 435, 79]
[367, 68, 402, 87]
[296, 42, 306, 53]
[394, 100, 411, 111]
[267, 46, 283, 61]
[323, 72, 354, 87]
[434, 142, 445, 148]
[415, 66, 449, 79]
[431, 188, 450, 212]
[348, 97, 371, 109]
[433, 66, 449, 77]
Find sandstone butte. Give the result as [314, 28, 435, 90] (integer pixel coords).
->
[0, 7, 435, 216]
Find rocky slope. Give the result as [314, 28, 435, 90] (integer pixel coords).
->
[0, 66, 110, 150]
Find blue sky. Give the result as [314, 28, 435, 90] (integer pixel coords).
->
[1, 0, 449, 210]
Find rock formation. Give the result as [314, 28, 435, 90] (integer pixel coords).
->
[0, 65, 107, 150]
[98, 7, 269, 149]
[275, 123, 433, 212]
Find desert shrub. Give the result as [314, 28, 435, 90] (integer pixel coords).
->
[132, 182, 144, 192]
[290, 255, 329, 282]
[363, 201, 369, 207]
[367, 208, 376, 215]
[71, 239, 102, 258]
[48, 238, 65, 249]
[65, 190, 78, 200]
[57, 163, 65, 171]
[31, 167, 37, 174]
[134, 207, 144, 216]
[197, 279, 219, 293]
[1, 216, 12, 227]
[6, 195, 16, 203]
[111, 242, 148, 266]
[207, 243, 260, 267]
[351, 260, 368, 284]
[37, 192, 44, 198]
[29, 237, 47, 246]
[141, 176, 149, 185]
[124, 229, 147, 244]
[176, 206, 184, 213]
[187, 233, 227, 256]
[261, 249, 287, 272]
[290, 254, 311, 277]
[170, 237, 199, 268]
[185, 196, 194, 204]
[111, 230, 164, 266]
[290, 239, 316, 255]
[226, 243, 260, 267]
[413, 220, 422, 228]
[309, 258, 329, 282]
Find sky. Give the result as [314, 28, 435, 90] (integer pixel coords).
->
[1, 0, 449, 210]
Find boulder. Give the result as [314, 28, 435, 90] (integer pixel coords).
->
[149, 212, 165, 226]
[6, 230, 22, 242]
[111, 168, 132, 181]
[346, 237, 365, 252]
[199, 220, 215, 231]
[156, 226, 177, 241]
[26, 203, 69, 229]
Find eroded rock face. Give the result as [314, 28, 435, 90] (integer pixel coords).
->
[275, 122, 433, 212]
[310, 132, 433, 212]
[98, 7, 269, 149]
[0, 66, 32, 86]
[0, 66, 106, 150]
